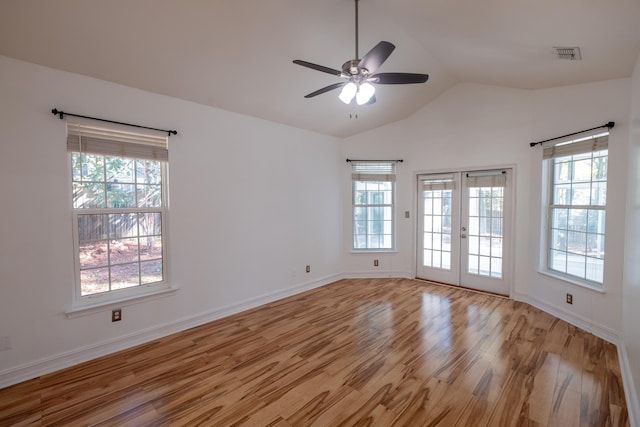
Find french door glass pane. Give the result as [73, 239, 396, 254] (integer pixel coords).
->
[422, 190, 452, 269]
[467, 185, 504, 278]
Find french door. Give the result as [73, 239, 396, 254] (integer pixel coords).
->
[417, 169, 512, 295]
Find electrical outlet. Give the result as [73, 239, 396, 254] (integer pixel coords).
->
[374, 259, 379, 267]
[306, 265, 310, 273]
[566, 293, 573, 305]
[112, 309, 122, 322]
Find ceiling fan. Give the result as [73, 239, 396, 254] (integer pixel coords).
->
[293, 0, 429, 106]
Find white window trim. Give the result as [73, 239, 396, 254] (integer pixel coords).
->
[540, 133, 608, 290]
[67, 123, 172, 310]
[351, 180, 396, 252]
[70, 206, 171, 309]
[66, 285, 179, 318]
[537, 269, 606, 294]
[351, 162, 397, 252]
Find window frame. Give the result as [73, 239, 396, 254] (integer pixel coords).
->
[67, 126, 171, 310]
[542, 133, 608, 288]
[351, 162, 396, 252]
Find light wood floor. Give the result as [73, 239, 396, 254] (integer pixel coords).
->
[0, 278, 629, 426]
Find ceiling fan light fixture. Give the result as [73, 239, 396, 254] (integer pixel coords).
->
[356, 82, 376, 105]
[339, 82, 358, 104]
[292, 0, 429, 103]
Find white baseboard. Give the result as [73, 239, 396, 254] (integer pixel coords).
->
[618, 340, 640, 427]
[513, 292, 620, 344]
[342, 270, 413, 279]
[0, 273, 341, 389]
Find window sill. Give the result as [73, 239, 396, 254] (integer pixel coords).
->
[350, 250, 398, 254]
[537, 270, 605, 294]
[65, 285, 179, 318]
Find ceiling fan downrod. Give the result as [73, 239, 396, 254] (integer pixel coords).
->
[354, 0, 359, 60]
[343, 0, 362, 77]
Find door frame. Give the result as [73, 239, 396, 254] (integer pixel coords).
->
[413, 164, 517, 297]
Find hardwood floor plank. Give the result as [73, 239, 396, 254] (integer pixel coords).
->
[453, 395, 496, 427]
[0, 278, 629, 426]
[525, 351, 561, 425]
[0, 379, 42, 426]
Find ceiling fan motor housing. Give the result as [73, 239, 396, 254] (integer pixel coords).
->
[342, 59, 366, 77]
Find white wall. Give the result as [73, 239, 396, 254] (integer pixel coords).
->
[341, 79, 630, 342]
[622, 52, 640, 424]
[0, 55, 343, 386]
[528, 81, 630, 341]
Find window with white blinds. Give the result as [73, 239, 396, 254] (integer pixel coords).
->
[68, 122, 170, 306]
[465, 170, 507, 188]
[543, 132, 608, 285]
[421, 174, 456, 191]
[352, 162, 396, 250]
[543, 134, 608, 160]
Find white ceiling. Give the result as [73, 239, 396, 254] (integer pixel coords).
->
[1, 0, 639, 138]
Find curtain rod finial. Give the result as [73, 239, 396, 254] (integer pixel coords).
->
[51, 108, 64, 119]
[607, 121, 615, 129]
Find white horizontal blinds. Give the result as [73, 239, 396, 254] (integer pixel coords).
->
[421, 174, 456, 191]
[351, 162, 396, 182]
[466, 170, 507, 188]
[67, 123, 168, 161]
[543, 134, 608, 160]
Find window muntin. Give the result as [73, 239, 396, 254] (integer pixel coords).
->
[546, 135, 607, 285]
[352, 162, 395, 250]
[68, 124, 169, 303]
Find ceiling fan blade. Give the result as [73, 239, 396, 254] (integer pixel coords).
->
[293, 60, 342, 76]
[370, 73, 429, 84]
[358, 41, 395, 74]
[304, 82, 346, 98]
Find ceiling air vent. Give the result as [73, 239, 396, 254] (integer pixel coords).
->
[554, 46, 582, 60]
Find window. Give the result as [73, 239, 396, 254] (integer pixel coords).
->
[68, 123, 169, 305]
[544, 133, 608, 285]
[352, 162, 395, 250]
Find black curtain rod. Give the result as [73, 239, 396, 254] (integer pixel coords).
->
[346, 159, 403, 163]
[529, 121, 614, 147]
[51, 108, 177, 136]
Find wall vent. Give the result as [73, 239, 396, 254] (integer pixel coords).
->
[554, 46, 582, 60]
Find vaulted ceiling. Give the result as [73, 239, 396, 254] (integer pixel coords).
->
[1, 0, 639, 137]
